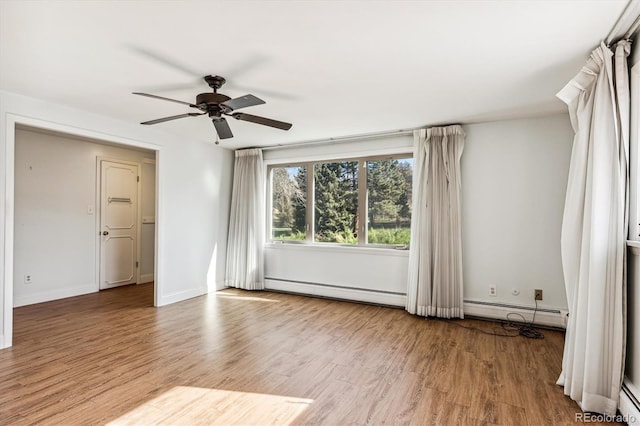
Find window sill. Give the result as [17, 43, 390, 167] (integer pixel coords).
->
[265, 242, 410, 257]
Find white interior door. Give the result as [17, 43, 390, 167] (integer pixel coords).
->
[100, 160, 139, 290]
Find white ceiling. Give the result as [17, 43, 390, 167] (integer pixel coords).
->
[0, 0, 629, 150]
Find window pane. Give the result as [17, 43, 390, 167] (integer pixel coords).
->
[314, 161, 358, 244]
[366, 158, 413, 245]
[271, 166, 306, 241]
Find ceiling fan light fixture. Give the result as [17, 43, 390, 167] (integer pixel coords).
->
[132, 75, 292, 139]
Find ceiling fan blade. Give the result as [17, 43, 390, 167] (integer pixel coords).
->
[224, 55, 270, 80]
[213, 118, 234, 139]
[130, 47, 201, 78]
[227, 83, 299, 101]
[141, 112, 205, 125]
[231, 112, 292, 131]
[133, 92, 200, 109]
[221, 94, 265, 111]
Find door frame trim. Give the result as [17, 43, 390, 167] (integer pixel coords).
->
[140, 158, 156, 284]
[3, 113, 162, 348]
[96, 157, 142, 289]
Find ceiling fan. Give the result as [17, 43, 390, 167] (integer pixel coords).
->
[133, 75, 292, 140]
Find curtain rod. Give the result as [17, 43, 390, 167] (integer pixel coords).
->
[624, 14, 640, 39]
[606, 0, 640, 45]
[260, 128, 419, 151]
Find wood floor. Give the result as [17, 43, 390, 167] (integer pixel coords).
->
[0, 284, 618, 425]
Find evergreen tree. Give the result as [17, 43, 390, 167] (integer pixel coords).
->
[367, 159, 408, 226]
[287, 158, 412, 243]
[293, 166, 307, 234]
[314, 161, 358, 242]
[398, 161, 413, 221]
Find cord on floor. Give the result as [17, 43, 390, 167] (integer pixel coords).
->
[503, 300, 544, 339]
[435, 300, 544, 339]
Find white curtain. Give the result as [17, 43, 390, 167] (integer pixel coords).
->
[225, 148, 265, 290]
[406, 125, 465, 319]
[556, 40, 630, 416]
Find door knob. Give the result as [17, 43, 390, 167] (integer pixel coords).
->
[102, 231, 109, 235]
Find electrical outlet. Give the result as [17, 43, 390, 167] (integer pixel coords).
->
[489, 285, 497, 297]
[534, 289, 543, 301]
[24, 274, 32, 284]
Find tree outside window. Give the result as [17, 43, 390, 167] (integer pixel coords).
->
[366, 158, 412, 245]
[271, 166, 306, 241]
[269, 154, 412, 247]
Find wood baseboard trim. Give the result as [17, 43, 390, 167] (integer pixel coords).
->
[264, 279, 567, 329]
[265, 279, 406, 307]
[157, 286, 207, 307]
[463, 300, 567, 329]
[139, 273, 154, 284]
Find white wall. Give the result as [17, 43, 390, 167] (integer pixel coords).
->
[13, 128, 155, 306]
[461, 115, 572, 310]
[0, 90, 234, 348]
[265, 245, 409, 306]
[264, 114, 573, 324]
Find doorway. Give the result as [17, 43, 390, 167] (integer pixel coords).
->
[3, 115, 162, 348]
[99, 159, 140, 290]
[97, 157, 156, 289]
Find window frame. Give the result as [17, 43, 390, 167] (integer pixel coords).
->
[266, 152, 413, 249]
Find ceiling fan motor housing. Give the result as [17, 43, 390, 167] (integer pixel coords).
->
[196, 92, 231, 105]
[196, 92, 232, 117]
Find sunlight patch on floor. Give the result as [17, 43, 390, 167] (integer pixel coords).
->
[107, 386, 313, 425]
[215, 293, 280, 303]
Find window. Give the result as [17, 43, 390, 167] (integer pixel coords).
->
[270, 165, 306, 241]
[366, 158, 413, 245]
[268, 153, 413, 247]
[314, 161, 359, 244]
